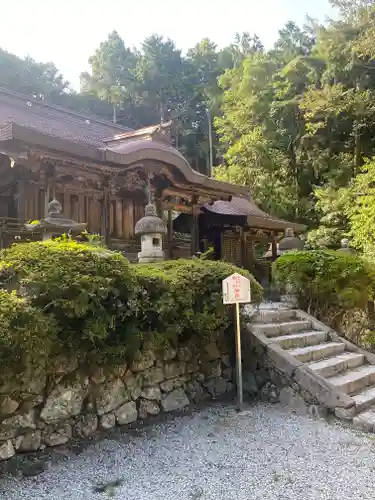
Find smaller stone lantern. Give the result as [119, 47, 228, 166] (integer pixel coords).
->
[25, 199, 87, 240]
[278, 228, 304, 307]
[134, 202, 167, 263]
[339, 238, 356, 254]
[278, 228, 304, 255]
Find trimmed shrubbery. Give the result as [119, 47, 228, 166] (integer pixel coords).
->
[273, 250, 375, 343]
[0, 240, 262, 370]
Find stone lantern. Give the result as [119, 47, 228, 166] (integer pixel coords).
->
[134, 202, 167, 263]
[338, 238, 356, 254]
[277, 228, 304, 306]
[278, 228, 304, 255]
[25, 199, 87, 240]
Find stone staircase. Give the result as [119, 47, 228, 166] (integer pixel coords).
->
[246, 306, 375, 432]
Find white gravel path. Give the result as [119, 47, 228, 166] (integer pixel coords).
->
[1, 403, 375, 500]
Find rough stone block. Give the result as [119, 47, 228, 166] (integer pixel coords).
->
[204, 343, 221, 361]
[100, 413, 116, 430]
[95, 379, 129, 415]
[0, 396, 19, 417]
[220, 354, 231, 368]
[75, 414, 98, 438]
[0, 440, 15, 460]
[279, 387, 307, 411]
[160, 379, 174, 392]
[164, 362, 185, 380]
[141, 387, 161, 401]
[205, 378, 229, 398]
[178, 346, 193, 362]
[335, 406, 356, 421]
[43, 423, 72, 447]
[131, 350, 155, 372]
[186, 381, 207, 403]
[143, 367, 165, 387]
[138, 399, 160, 419]
[163, 345, 177, 361]
[41, 375, 88, 422]
[115, 401, 138, 425]
[161, 389, 189, 412]
[15, 430, 42, 452]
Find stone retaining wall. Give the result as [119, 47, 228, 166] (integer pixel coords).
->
[0, 338, 233, 461]
[242, 326, 321, 410]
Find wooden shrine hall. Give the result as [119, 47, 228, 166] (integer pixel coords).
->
[0, 87, 305, 266]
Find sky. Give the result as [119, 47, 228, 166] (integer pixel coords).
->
[1, 0, 335, 90]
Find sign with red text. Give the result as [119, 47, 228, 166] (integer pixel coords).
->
[222, 273, 251, 305]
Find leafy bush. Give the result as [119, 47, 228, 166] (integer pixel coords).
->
[273, 250, 373, 327]
[133, 259, 262, 345]
[0, 290, 56, 371]
[1, 240, 135, 353]
[0, 241, 262, 367]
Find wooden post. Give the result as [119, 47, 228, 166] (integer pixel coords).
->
[191, 196, 199, 256]
[271, 232, 278, 261]
[17, 169, 26, 223]
[240, 228, 246, 268]
[168, 209, 173, 259]
[101, 189, 110, 244]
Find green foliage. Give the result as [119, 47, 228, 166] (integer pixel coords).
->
[305, 186, 352, 249]
[133, 259, 262, 346]
[0, 290, 56, 371]
[273, 250, 373, 325]
[347, 157, 375, 258]
[0, 241, 262, 367]
[1, 240, 135, 353]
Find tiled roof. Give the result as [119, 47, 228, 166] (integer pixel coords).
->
[0, 88, 131, 148]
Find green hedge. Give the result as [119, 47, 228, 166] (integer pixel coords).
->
[273, 250, 373, 327]
[0, 290, 56, 371]
[0, 241, 262, 367]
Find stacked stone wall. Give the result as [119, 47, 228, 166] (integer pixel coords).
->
[0, 338, 233, 461]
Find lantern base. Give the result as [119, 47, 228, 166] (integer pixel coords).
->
[137, 249, 165, 263]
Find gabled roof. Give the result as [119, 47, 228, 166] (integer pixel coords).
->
[0, 87, 131, 148]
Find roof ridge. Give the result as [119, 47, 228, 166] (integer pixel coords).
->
[0, 87, 132, 132]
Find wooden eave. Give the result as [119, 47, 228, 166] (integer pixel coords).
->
[0, 122, 249, 200]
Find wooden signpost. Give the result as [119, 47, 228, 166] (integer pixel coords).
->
[222, 273, 251, 411]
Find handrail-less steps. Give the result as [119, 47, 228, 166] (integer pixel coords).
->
[246, 306, 375, 432]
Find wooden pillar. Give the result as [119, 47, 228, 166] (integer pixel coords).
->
[116, 200, 123, 238]
[17, 168, 26, 222]
[271, 232, 278, 261]
[168, 209, 173, 259]
[191, 196, 199, 256]
[240, 228, 246, 268]
[63, 190, 70, 218]
[101, 189, 110, 244]
[78, 194, 85, 223]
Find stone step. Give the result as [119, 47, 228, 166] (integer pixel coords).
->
[273, 330, 327, 349]
[327, 365, 375, 394]
[307, 352, 365, 378]
[287, 342, 346, 363]
[251, 309, 296, 324]
[251, 320, 312, 338]
[352, 385, 375, 413]
[353, 406, 375, 432]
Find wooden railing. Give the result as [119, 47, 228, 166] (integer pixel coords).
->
[0, 217, 41, 249]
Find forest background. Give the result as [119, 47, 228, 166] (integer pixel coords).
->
[2, 0, 375, 253]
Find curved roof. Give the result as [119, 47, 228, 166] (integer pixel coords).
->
[203, 197, 305, 232]
[105, 139, 250, 196]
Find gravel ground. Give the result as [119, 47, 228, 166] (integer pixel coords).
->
[1, 403, 375, 500]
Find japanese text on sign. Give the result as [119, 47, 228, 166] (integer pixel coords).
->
[222, 273, 251, 304]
